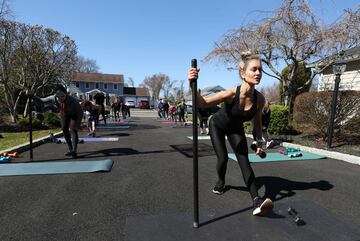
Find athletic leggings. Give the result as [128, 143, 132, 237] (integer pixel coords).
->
[209, 118, 258, 199]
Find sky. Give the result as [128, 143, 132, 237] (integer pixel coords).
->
[10, 0, 360, 93]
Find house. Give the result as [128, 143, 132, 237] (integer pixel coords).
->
[70, 72, 150, 107]
[315, 46, 360, 91]
[185, 85, 226, 106]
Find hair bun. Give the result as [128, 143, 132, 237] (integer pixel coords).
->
[240, 51, 253, 59]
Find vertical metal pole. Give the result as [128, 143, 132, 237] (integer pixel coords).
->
[28, 92, 33, 161]
[191, 59, 199, 228]
[327, 75, 340, 149]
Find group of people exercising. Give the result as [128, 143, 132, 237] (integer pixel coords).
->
[54, 50, 274, 216]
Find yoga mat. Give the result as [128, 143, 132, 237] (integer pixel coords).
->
[0, 159, 113, 176]
[58, 137, 119, 142]
[97, 125, 130, 129]
[98, 122, 129, 126]
[160, 121, 177, 124]
[228, 151, 325, 163]
[187, 136, 227, 140]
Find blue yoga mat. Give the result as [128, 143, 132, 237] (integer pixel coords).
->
[228, 152, 325, 163]
[58, 137, 119, 142]
[97, 125, 130, 129]
[0, 159, 113, 176]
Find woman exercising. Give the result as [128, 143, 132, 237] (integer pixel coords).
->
[187, 51, 273, 216]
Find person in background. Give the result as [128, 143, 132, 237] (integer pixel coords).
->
[163, 99, 170, 120]
[81, 100, 102, 137]
[187, 51, 273, 216]
[177, 98, 187, 125]
[157, 99, 164, 118]
[93, 92, 106, 125]
[55, 85, 83, 158]
[169, 103, 178, 123]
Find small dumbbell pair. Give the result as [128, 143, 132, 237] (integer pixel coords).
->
[250, 141, 267, 159]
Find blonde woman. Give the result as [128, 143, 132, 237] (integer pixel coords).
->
[187, 52, 273, 216]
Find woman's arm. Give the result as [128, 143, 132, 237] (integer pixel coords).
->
[196, 88, 236, 108]
[188, 67, 235, 108]
[253, 92, 266, 142]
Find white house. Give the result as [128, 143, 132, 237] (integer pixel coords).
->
[316, 46, 360, 91]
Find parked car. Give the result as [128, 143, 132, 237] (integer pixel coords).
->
[186, 104, 193, 114]
[125, 100, 135, 108]
[139, 100, 150, 109]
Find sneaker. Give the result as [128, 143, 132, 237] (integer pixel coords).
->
[65, 151, 77, 158]
[266, 140, 276, 149]
[212, 181, 225, 195]
[252, 197, 273, 216]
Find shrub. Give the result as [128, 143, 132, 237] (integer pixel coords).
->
[43, 112, 61, 127]
[293, 91, 360, 140]
[243, 121, 252, 134]
[17, 117, 43, 129]
[268, 105, 289, 135]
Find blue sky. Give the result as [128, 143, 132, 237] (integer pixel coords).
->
[11, 0, 359, 92]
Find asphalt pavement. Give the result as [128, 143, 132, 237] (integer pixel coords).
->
[1, 109, 359, 241]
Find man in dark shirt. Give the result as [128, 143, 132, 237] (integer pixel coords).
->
[55, 85, 83, 157]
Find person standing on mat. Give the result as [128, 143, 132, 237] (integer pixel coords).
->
[81, 100, 102, 137]
[93, 92, 106, 125]
[177, 98, 187, 126]
[187, 51, 273, 216]
[55, 85, 83, 158]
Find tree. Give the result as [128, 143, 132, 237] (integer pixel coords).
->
[126, 77, 135, 87]
[204, 0, 360, 113]
[0, 0, 12, 20]
[162, 78, 177, 99]
[0, 20, 77, 122]
[142, 73, 169, 103]
[258, 82, 280, 104]
[75, 55, 99, 73]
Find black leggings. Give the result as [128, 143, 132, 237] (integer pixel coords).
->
[61, 115, 80, 152]
[209, 118, 258, 199]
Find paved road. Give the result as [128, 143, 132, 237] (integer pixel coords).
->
[1, 114, 359, 240]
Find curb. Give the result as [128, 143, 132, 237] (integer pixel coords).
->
[0, 131, 63, 154]
[245, 134, 360, 166]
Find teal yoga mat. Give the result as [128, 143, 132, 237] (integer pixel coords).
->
[0, 159, 113, 176]
[97, 125, 130, 129]
[228, 152, 325, 163]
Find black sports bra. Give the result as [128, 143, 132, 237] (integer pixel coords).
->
[212, 85, 258, 128]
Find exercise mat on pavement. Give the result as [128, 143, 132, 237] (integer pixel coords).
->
[0, 159, 113, 176]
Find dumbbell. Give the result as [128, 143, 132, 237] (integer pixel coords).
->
[288, 152, 302, 158]
[250, 141, 267, 158]
[0, 156, 12, 162]
[287, 207, 305, 226]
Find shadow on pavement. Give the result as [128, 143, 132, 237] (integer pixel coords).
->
[226, 176, 334, 202]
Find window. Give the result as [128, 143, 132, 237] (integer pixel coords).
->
[114, 84, 117, 90]
[75, 82, 80, 88]
[85, 82, 89, 89]
[95, 83, 99, 89]
[104, 83, 108, 89]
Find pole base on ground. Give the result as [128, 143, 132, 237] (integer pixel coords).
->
[193, 222, 199, 228]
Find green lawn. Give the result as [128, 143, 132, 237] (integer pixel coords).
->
[0, 129, 61, 151]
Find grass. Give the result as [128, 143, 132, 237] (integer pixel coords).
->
[0, 129, 61, 151]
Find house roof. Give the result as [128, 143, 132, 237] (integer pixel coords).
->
[72, 72, 124, 83]
[136, 87, 150, 96]
[307, 45, 360, 70]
